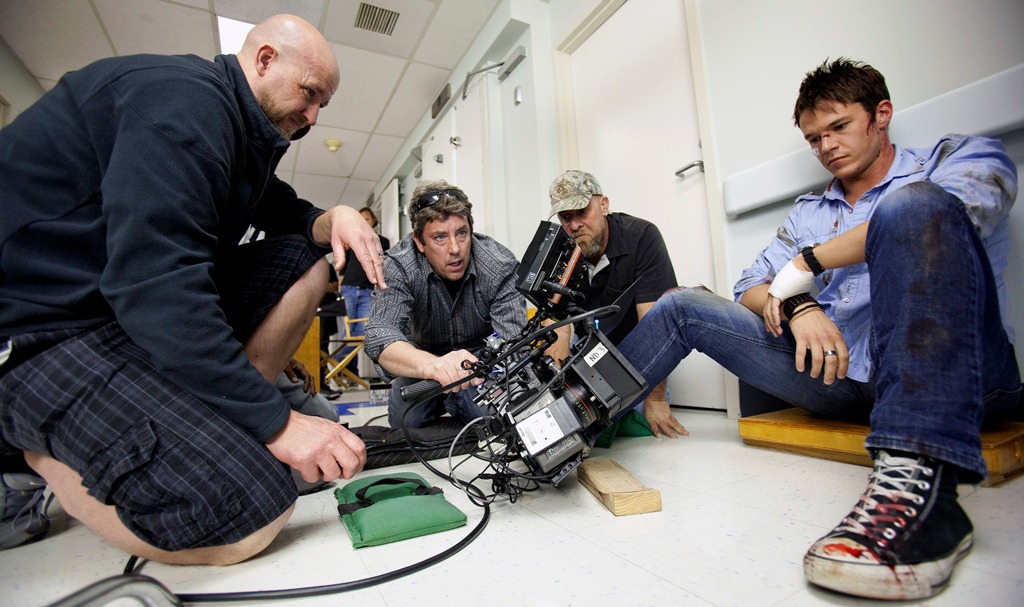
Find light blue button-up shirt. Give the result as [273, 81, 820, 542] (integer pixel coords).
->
[733, 134, 1017, 382]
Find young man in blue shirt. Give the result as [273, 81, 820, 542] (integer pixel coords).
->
[617, 58, 1020, 600]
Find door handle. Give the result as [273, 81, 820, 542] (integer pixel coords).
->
[675, 160, 704, 179]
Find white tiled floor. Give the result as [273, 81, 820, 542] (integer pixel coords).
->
[3, 395, 1023, 607]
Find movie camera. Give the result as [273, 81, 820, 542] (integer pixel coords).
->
[401, 221, 648, 488]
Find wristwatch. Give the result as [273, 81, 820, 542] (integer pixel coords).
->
[801, 246, 826, 276]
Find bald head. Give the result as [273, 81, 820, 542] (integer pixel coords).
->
[238, 14, 340, 140]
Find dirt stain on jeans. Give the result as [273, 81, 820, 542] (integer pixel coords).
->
[907, 210, 950, 298]
[901, 316, 952, 395]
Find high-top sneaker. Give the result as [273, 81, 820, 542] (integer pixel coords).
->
[803, 450, 973, 600]
[1, 472, 62, 550]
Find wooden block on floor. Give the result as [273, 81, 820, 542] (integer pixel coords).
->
[737, 407, 1024, 486]
[577, 459, 661, 516]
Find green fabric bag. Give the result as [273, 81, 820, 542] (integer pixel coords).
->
[593, 409, 655, 448]
[334, 473, 467, 548]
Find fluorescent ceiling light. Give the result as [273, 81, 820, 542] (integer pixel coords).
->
[217, 16, 254, 54]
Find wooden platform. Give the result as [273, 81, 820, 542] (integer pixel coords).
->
[737, 408, 1024, 486]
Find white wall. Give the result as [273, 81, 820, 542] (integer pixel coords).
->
[692, 0, 1024, 373]
[695, 0, 1024, 283]
[699, 0, 1024, 185]
[495, 25, 550, 258]
[380, 0, 1024, 406]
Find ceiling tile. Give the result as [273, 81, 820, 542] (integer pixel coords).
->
[213, 0, 326, 29]
[316, 43, 406, 131]
[0, 0, 112, 83]
[339, 178, 377, 208]
[322, 0, 433, 58]
[375, 62, 450, 137]
[351, 133, 405, 180]
[414, 0, 499, 69]
[173, 0, 211, 9]
[295, 126, 370, 177]
[95, 0, 217, 58]
[290, 173, 347, 210]
[0, 0, 495, 201]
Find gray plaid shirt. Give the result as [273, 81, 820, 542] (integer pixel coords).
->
[365, 232, 527, 380]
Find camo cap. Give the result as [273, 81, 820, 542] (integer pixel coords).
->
[548, 170, 602, 217]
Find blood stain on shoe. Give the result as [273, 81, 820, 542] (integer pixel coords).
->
[823, 542, 874, 561]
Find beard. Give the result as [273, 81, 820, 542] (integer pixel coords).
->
[576, 235, 602, 259]
[573, 222, 607, 261]
[255, 89, 303, 139]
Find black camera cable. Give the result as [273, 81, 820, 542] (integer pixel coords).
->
[110, 305, 621, 602]
[113, 378, 494, 603]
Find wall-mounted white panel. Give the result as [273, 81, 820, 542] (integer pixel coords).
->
[723, 63, 1024, 218]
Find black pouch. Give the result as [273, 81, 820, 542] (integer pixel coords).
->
[350, 418, 481, 469]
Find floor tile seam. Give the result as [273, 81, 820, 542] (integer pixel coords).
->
[692, 492, 838, 543]
[562, 526, 720, 604]
[511, 497, 613, 531]
[426, 525, 580, 564]
[763, 586, 820, 607]
[955, 554, 1024, 583]
[676, 458, 796, 496]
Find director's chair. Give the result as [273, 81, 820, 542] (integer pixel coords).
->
[321, 314, 369, 391]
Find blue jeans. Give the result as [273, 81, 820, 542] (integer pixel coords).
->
[618, 182, 1020, 480]
[341, 285, 373, 337]
[340, 285, 373, 373]
[387, 376, 492, 429]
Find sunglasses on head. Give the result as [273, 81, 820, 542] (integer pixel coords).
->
[412, 189, 467, 213]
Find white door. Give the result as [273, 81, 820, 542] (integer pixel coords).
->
[419, 83, 490, 237]
[419, 113, 456, 186]
[568, 0, 726, 410]
[451, 82, 490, 236]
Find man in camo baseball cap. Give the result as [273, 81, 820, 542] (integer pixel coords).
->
[544, 167, 684, 441]
[548, 170, 603, 217]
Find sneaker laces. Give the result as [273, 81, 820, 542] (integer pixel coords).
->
[833, 452, 935, 550]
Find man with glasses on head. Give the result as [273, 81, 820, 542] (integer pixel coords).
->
[613, 58, 1019, 600]
[365, 180, 527, 429]
[546, 170, 684, 439]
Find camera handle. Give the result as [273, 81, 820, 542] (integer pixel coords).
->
[399, 378, 444, 401]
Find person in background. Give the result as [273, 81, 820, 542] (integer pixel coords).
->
[615, 58, 1019, 600]
[337, 207, 391, 379]
[546, 170, 685, 439]
[0, 15, 382, 563]
[317, 264, 343, 398]
[365, 180, 527, 429]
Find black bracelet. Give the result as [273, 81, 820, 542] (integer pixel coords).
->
[787, 303, 823, 324]
[782, 293, 817, 319]
[801, 246, 826, 276]
[788, 301, 823, 322]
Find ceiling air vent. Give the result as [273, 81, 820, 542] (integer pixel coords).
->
[354, 3, 399, 36]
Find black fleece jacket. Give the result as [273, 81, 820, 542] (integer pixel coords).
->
[0, 53, 324, 441]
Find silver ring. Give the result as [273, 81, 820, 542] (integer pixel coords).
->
[824, 350, 838, 357]
[377, 251, 385, 258]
